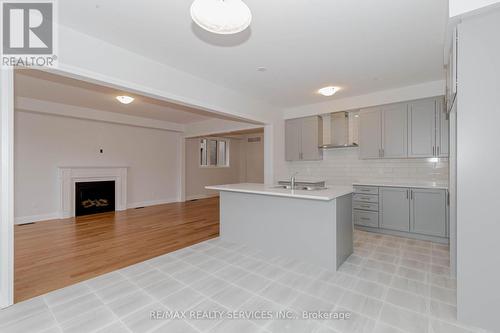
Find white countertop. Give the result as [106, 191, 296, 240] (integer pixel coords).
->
[205, 183, 353, 201]
[353, 182, 448, 190]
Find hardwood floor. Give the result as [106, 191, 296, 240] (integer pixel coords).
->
[14, 197, 219, 303]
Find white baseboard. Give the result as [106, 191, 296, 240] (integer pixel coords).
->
[15, 213, 60, 225]
[15, 198, 180, 224]
[127, 198, 179, 209]
[185, 193, 219, 201]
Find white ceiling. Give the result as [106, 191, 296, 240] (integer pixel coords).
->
[14, 70, 245, 124]
[58, 0, 448, 108]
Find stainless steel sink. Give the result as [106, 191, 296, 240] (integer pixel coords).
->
[272, 185, 327, 191]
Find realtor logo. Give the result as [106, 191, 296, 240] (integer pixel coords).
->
[1, 1, 57, 67]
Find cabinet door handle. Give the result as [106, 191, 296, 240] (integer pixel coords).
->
[406, 189, 409, 199]
[410, 190, 413, 200]
[432, 146, 435, 156]
[437, 146, 440, 156]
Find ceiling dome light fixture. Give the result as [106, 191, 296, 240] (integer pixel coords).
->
[318, 86, 340, 97]
[190, 0, 252, 35]
[116, 95, 135, 104]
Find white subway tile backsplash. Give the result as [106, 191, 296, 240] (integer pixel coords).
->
[284, 148, 448, 186]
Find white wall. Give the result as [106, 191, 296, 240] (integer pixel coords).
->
[55, 23, 280, 190]
[449, 0, 500, 17]
[56, 25, 278, 124]
[283, 148, 448, 186]
[184, 133, 264, 200]
[456, 9, 500, 332]
[283, 80, 445, 119]
[184, 118, 263, 138]
[0, 68, 14, 308]
[14, 111, 182, 223]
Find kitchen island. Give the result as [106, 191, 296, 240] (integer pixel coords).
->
[205, 183, 354, 271]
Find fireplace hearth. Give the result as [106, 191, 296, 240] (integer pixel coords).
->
[75, 181, 115, 216]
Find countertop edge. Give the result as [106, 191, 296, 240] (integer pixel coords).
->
[205, 185, 353, 201]
[352, 183, 449, 190]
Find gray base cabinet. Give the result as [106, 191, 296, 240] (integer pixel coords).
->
[352, 186, 379, 227]
[410, 188, 447, 237]
[379, 187, 410, 232]
[354, 210, 379, 228]
[354, 185, 448, 240]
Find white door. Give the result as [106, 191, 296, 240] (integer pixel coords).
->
[245, 135, 264, 183]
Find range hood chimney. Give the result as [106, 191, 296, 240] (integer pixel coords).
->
[320, 111, 359, 149]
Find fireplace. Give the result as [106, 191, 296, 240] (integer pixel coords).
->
[75, 181, 116, 216]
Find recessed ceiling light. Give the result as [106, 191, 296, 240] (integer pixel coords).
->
[116, 95, 134, 104]
[318, 86, 339, 97]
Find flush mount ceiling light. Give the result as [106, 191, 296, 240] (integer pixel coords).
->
[318, 86, 340, 97]
[116, 95, 134, 104]
[190, 0, 252, 35]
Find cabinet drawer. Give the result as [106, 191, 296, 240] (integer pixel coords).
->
[354, 186, 379, 195]
[353, 194, 379, 203]
[354, 210, 379, 228]
[353, 202, 379, 212]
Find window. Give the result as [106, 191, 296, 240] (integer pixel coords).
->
[200, 138, 229, 167]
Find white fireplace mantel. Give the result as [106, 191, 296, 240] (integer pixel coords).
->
[58, 166, 128, 218]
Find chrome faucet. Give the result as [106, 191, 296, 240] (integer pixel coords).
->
[290, 172, 299, 190]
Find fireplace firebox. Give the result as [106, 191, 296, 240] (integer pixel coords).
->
[75, 181, 115, 216]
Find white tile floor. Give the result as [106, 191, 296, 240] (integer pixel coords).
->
[0, 230, 491, 333]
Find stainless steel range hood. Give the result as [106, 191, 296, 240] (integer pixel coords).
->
[319, 111, 359, 149]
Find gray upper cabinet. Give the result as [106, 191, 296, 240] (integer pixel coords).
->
[358, 97, 448, 159]
[379, 187, 410, 232]
[410, 188, 447, 237]
[437, 99, 449, 157]
[382, 103, 408, 158]
[359, 108, 382, 159]
[408, 97, 449, 158]
[301, 116, 323, 160]
[408, 99, 436, 158]
[285, 116, 323, 161]
[285, 118, 301, 161]
[360, 104, 407, 159]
